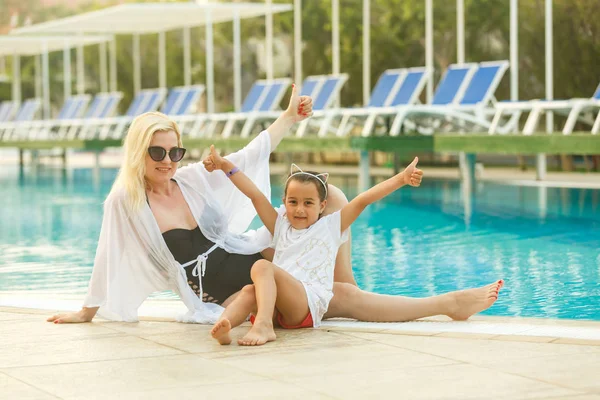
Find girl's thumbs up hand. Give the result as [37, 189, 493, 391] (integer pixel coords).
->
[402, 157, 423, 187]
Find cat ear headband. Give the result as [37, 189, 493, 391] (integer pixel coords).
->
[285, 163, 329, 198]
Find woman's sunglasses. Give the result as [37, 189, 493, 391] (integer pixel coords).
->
[147, 146, 187, 162]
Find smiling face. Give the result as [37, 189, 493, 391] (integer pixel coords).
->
[284, 180, 327, 229]
[144, 130, 180, 186]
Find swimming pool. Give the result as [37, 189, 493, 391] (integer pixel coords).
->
[1, 164, 599, 320]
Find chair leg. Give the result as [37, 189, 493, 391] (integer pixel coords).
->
[98, 123, 111, 140]
[361, 114, 377, 137]
[488, 109, 504, 134]
[221, 119, 235, 138]
[296, 119, 309, 137]
[112, 122, 125, 139]
[189, 117, 206, 138]
[592, 111, 600, 134]
[562, 104, 583, 135]
[335, 114, 350, 137]
[240, 117, 256, 138]
[79, 124, 92, 140]
[389, 110, 407, 136]
[497, 111, 522, 134]
[523, 108, 541, 135]
[201, 119, 214, 138]
[317, 114, 333, 138]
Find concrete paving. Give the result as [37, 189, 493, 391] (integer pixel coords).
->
[1, 306, 599, 399]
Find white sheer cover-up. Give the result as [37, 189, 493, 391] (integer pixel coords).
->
[83, 131, 273, 323]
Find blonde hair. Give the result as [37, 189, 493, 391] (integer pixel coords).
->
[110, 111, 183, 212]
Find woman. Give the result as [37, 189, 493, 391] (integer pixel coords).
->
[48, 84, 503, 325]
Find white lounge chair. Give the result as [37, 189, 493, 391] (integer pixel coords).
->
[316, 67, 430, 138]
[58, 92, 124, 140]
[357, 63, 477, 137]
[0, 100, 19, 123]
[296, 74, 349, 137]
[206, 78, 292, 138]
[489, 83, 600, 135]
[0, 98, 42, 141]
[389, 61, 511, 136]
[17, 95, 91, 140]
[159, 85, 205, 135]
[93, 88, 167, 140]
[237, 75, 331, 138]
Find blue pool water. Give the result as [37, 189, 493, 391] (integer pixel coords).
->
[1, 164, 599, 320]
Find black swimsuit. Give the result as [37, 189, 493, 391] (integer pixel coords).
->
[162, 227, 262, 305]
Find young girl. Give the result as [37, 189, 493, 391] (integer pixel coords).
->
[206, 146, 429, 346]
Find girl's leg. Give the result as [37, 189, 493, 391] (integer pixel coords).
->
[270, 266, 310, 325]
[325, 280, 504, 322]
[238, 260, 310, 346]
[238, 260, 278, 346]
[323, 184, 357, 286]
[211, 284, 257, 345]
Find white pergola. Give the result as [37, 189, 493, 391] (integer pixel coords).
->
[10, 1, 554, 143]
[0, 35, 113, 118]
[12, 1, 293, 113]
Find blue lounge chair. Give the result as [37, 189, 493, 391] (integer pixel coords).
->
[94, 88, 167, 140]
[161, 84, 205, 116]
[237, 77, 328, 138]
[387, 62, 510, 136]
[195, 80, 271, 138]
[316, 67, 429, 137]
[0, 98, 42, 140]
[58, 92, 124, 140]
[0, 101, 19, 123]
[24, 95, 91, 140]
[204, 78, 291, 138]
[295, 74, 349, 137]
[298, 75, 326, 98]
[161, 85, 205, 136]
[363, 62, 477, 137]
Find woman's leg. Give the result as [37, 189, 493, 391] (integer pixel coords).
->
[325, 280, 504, 322]
[323, 184, 357, 286]
[324, 183, 504, 322]
[211, 284, 257, 345]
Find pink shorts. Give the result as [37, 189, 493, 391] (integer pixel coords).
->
[250, 311, 314, 329]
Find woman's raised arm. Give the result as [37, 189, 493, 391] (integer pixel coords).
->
[266, 83, 313, 151]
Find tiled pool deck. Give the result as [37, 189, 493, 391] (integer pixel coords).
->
[2, 304, 599, 400]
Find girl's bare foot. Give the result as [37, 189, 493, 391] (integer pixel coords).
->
[447, 280, 504, 321]
[211, 318, 232, 345]
[238, 320, 276, 346]
[47, 311, 92, 324]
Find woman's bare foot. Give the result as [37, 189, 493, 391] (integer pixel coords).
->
[447, 280, 504, 321]
[211, 318, 232, 345]
[238, 320, 276, 346]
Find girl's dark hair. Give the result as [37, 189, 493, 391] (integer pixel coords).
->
[284, 171, 328, 202]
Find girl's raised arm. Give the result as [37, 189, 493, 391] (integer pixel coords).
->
[208, 145, 278, 235]
[340, 157, 423, 232]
